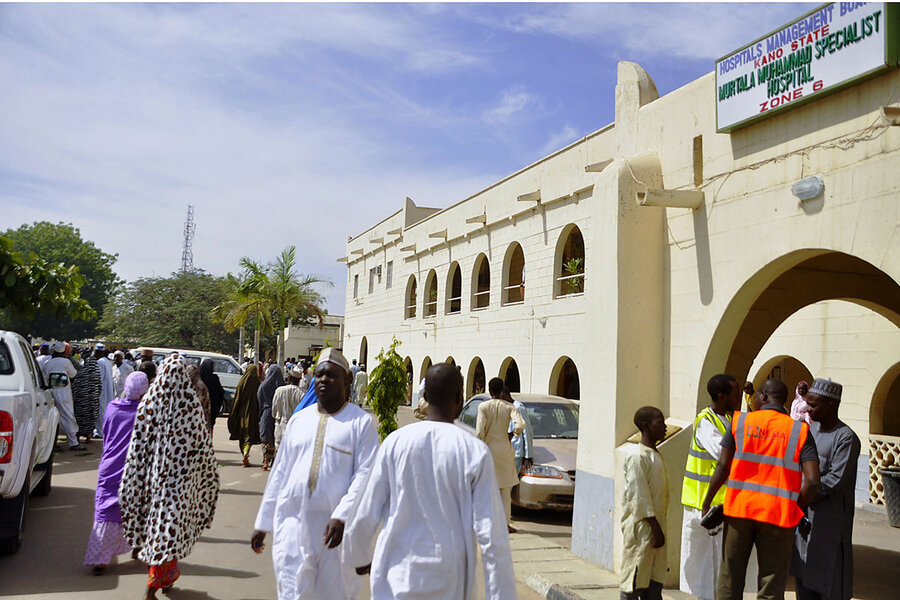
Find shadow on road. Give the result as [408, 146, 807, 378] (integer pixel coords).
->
[197, 535, 250, 545]
[0, 486, 125, 595]
[218, 488, 262, 496]
[178, 561, 259, 579]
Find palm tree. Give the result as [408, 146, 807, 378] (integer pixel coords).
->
[211, 258, 274, 363]
[266, 246, 332, 365]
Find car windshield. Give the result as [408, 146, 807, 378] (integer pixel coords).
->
[524, 402, 579, 439]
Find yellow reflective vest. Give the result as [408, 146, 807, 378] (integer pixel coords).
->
[681, 407, 729, 509]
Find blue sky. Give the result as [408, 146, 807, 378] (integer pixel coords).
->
[0, 2, 811, 314]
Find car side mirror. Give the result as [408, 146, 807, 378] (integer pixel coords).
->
[48, 373, 69, 388]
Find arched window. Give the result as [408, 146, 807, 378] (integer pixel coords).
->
[500, 357, 521, 393]
[359, 337, 368, 369]
[446, 262, 462, 314]
[550, 356, 580, 400]
[424, 270, 438, 317]
[420, 356, 432, 387]
[405, 275, 417, 319]
[471, 253, 490, 310]
[502, 243, 525, 305]
[467, 357, 486, 398]
[555, 225, 585, 297]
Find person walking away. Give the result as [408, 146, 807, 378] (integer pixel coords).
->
[251, 348, 378, 600]
[791, 378, 860, 600]
[95, 344, 115, 437]
[187, 364, 211, 425]
[702, 379, 821, 600]
[352, 364, 367, 406]
[199, 359, 225, 431]
[621, 406, 669, 600]
[84, 371, 149, 574]
[228, 361, 262, 467]
[343, 363, 517, 600]
[743, 381, 755, 411]
[790, 381, 811, 424]
[680, 374, 742, 600]
[36, 343, 51, 369]
[272, 365, 304, 450]
[72, 347, 101, 445]
[44, 341, 83, 450]
[504, 386, 533, 476]
[476, 377, 525, 532]
[112, 351, 134, 399]
[120, 355, 219, 600]
[257, 364, 284, 470]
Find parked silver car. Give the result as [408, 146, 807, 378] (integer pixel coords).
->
[457, 393, 578, 510]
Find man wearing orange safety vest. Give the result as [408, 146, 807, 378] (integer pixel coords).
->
[702, 379, 820, 600]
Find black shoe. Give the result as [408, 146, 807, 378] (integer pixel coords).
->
[70, 444, 87, 451]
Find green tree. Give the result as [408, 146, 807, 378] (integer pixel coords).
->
[211, 258, 274, 363]
[0, 222, 120, 339]
[0, 236, 96, 323]
[97, 271, 238, 352]
[367, 337, 407, 441]
[266, 246, 332, 366]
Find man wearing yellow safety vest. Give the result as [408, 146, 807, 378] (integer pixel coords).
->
[702, 379, 820, 600]
[679, 374, 741, 600]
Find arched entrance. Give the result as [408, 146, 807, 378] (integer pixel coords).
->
[467, 357, 486, 398]
[699, 250, 900, 505]
[699, 251, 900, 404]
[445, 356, 455, 367]
[751, 355, 814, 399]
[404, 356, 413, 406]
[419, 356, 432, 388]
[359, 336, 368, 369]
[550, 356, 580, 400]
[499, 357, 521, 393]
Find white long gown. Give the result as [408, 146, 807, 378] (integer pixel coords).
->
[255, 402, 379, 600]
[343, 420, 517, 600]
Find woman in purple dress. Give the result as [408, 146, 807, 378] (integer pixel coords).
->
[83, 371, 149, 574]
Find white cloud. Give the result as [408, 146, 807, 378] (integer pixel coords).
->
[541, 125, 580, 155]
[483, 85, 539, 124]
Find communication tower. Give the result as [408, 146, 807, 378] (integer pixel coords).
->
[180, 205, 196, 273]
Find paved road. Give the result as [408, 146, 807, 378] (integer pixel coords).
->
[0, 405, 564, 599]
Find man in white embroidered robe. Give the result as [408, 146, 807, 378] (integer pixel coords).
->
[343, 363, 517, 600]
[252, 348, 378, 600]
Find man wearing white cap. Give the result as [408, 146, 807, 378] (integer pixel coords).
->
[272, 364, 306, 450]
[94, 344, 115, 436]
[791, 378, 860, 600]
[251, 348, 378, 600]
[44, 341, 84, 450]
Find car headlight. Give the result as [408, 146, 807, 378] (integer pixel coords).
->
[522, 464, 563, 479]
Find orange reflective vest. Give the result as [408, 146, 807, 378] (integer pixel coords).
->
[723, 409, 809, 528]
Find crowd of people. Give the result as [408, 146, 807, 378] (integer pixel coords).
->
[622, 374, 859, 600]
[32, 337, 861, 600]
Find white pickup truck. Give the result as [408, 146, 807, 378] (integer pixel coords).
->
[0, 330, 62, 554]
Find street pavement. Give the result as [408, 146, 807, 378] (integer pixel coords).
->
[0, 405, 557, 599]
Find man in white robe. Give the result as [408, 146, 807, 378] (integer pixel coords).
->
[43, 341, 83, 450]
[621, 406, 669, 600]
[95, 344, 115, 435]
[112, 350, 134, 398]
[252, 348, 378, 600]
[343, 363, 517, 600]
[272, 365, 305, 450]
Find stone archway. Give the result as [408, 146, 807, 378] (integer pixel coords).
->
[499, 357, 521, 393]
[751, 355, 814, 399]
[404, 356, 413, 406]
[699, 250, 900, 410]
[550, 356, 580, 400]
[467, 357, 486, 398]
[359, 336, 368, 370]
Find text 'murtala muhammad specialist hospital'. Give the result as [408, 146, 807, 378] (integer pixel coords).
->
[339, 2, 900, 580]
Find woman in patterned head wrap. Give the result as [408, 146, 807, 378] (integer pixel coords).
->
[120, 355, 219, 600]
[228, 362, 262, 467]
[257, 363, 284, 470]
[84, 371, 149, 574]
[72, 349, 101, 443]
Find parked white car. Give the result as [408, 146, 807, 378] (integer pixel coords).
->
[0, 330, 63, 554]
[132, 347, 243, 414]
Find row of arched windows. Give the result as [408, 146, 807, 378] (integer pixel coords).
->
[404, 225, 585, 319]
[402, 355, 580, 401]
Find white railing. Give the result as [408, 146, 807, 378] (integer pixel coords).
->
[557, 272, 585, 296]
[446, 296, 461, 314]
[503, 283, 525, 305]
[869, 434, 900, 505]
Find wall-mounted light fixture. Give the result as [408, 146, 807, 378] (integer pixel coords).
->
[791, 175, 824, 201]
[539, 317, 548, 328]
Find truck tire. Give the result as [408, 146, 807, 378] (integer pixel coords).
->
[31, 451, 53, 497]
[0, 472, 29, 555]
